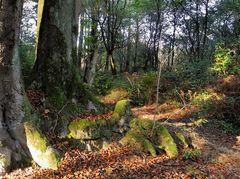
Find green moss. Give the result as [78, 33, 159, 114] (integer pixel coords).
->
[120, 130, 157, 157]
[157, 126, 178, 158]
[183, 149, 201, 160]
[129, 118, 155, 131]
[61, 103, 84, 120]
[96, 119, 108, 127]
[68, 119, 103, 139]
[103, 88, 130, 103]
[24, 122, 60, 169]
[127, 118, 179, 158]
[48, 87, 67, 110]
[113, 100, 130, 118]
[69, 119, 97, 131]
[175, 132, 189, 148]
[24, 122, 47, 152]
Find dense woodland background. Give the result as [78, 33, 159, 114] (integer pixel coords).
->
[0, 0, 239, 178]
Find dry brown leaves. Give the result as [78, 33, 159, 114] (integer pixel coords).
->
[4, 92, 239, 178]
[76, 111, 113, 121]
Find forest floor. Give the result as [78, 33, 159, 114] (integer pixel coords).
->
[3, 103, 240, 179]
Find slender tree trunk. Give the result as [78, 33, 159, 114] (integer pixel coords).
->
[125, 25, 131, 72]
[107, 51, 117, 75]
[133, 18, 139, 72]
[202, 0, 209, 59]
[72, 0, 81, 65]
[84, 6, 98, 84]
[195, 0, 201, 60]
[171, 10, 177, 66]
[78, 11, 85, 69]
[167, 41, 172, 68]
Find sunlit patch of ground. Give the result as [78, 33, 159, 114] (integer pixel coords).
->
[132, 103, 199, 122]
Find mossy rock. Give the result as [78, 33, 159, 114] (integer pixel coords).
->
[102, 88, 130, 103]
[157, 126, 178, 158]
[120, 130, 157, 157]
[128, 118, 179, 158]
[129, 118, 155, 131]
[24, 122, 60, 169]
[88, 140, 104, 151]
[112, 100, 131, 127]
[68, 119, 109, 140]
[113, 100, 130, 118]
[175, 132, 189, 148]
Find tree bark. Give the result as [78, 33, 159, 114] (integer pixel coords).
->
[201, 0, 209, 59]
[0, 0, 61, 174]
[125, 25, 132, 72]
[77, 4, 85, 69]
[32, 0, 89, 104]
[0, 0, 31, 175]
[107, 51, 117, 75]
[133, 18, 139, 72]
[84, 6, 98, 85]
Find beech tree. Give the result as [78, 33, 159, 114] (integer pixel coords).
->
[31, 0, 95, 110]
[0, 0, 31, 175]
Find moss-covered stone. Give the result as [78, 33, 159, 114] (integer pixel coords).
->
[129, 118, 155, 131]
[68, 119, 104, 140]
[157, 126, 178, 158]
[127, 118, 179, 158]
[120, 130, 157, 157]
[112, 100, 131, 129]
[175, 132, 189, 148]
[24, 122, 60, 169]
[113, 100, 130, 119]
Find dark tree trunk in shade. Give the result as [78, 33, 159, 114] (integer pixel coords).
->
[0, 0, 30, 174]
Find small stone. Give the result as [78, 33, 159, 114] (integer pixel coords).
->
[236, 136, 240, 146]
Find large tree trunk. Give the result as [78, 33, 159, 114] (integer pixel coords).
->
[33, 0, 75, 90]
[0, 0, 30, 175]
[32, 0, 92, 107]
[0, 1, 60, 174]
